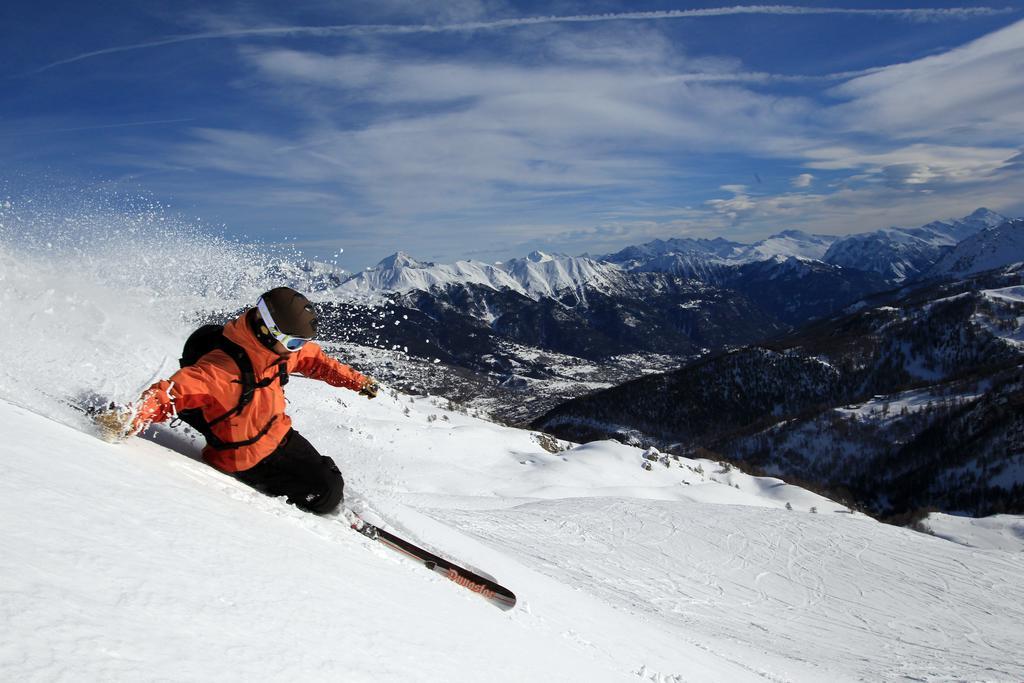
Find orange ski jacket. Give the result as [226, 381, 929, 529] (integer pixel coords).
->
[133, 309, 369, 472]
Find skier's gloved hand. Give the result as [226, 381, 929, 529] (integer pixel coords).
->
[94, 404, 139, 443]
[358, 377, 379, 400]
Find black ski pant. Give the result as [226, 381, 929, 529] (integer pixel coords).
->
[234, 429, 344, 514]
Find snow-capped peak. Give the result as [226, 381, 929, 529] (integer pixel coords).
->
[964, 206, 1006, 225]
[375, 251, 427, 270]
[738, 230, 837, 262]
[525, 250, 555, 263]
[497, 252, 624, 299]
[341, 254, 521, 298]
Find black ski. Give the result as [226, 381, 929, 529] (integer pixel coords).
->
[348, 513, 517, 610]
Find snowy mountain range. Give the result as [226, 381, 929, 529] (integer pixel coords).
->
[339, 230, 846, 300]
[335, 209, 1012, 303]
[308, 208, 1019, 424]
[338, 250, 625, 301]
[600, 208, 1009, 285]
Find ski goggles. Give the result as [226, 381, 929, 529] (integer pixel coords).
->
[256, 296, 311, 351]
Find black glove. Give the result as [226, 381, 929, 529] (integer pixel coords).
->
[94, 405, 138, 442]
[358, 377, 379, 399]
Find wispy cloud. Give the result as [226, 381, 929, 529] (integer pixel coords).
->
[251, 47, 881, 90]
[706, 186, 758, 223]
[802, 143, 1017, 182]
[33, 3, 1018, 266]
[828, 18, 1024, 142]
[29, 5, 1014, 73]
[243, 48, 821, 148]
[167, 45, 827, 228]
[158, 10, 1024, 261]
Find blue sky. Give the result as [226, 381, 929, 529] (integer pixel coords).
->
[3, 1, 1024, 270]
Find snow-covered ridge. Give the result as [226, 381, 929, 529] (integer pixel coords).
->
[339, 249, 626, 300]
[927, 218, 1024, 279]
[338, 209, 1013, 298]
[337, 229, 840, 298]
[604, 236, 746, 269]
[590, 230, 837, 280]
[922, 512, 1024, 551]
[604, 230, 836, 267]
[823, 208, 1008, 282]
[338, 251, 524, 296]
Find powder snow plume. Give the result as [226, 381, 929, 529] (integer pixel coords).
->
[0, 186, 346, 423]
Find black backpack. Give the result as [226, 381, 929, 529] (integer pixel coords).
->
[174, 324, 288, 450]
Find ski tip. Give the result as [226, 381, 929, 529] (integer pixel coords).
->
[494, 594, 517, 610]
[445, 568, 517, 610]
[344, 507, 518, 610]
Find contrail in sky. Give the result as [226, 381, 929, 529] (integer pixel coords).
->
[29, 5, 1015, 74]
[0, 118, 196, 137]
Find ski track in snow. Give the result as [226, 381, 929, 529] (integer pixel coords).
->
[425, 499, 1024, 682]
[3, 218, 1024, 682]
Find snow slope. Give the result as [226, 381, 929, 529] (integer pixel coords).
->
[1, 401, 627, 682]
[6, 392, 1024, 682]
[4, 206, 1024, 682]
[927, 219, 1024, 279]
[922, 513, 1024, 552]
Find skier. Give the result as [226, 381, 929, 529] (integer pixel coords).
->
[96, 286, 378, 515]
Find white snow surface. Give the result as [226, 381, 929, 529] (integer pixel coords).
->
[984, 285, 1024, 303]
[921, 513, 1024, 553]
[977, 285, 1024, 347]
[4, 217, 1024, 682]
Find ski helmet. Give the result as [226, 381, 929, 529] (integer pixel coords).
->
[255, 287, 319, 349]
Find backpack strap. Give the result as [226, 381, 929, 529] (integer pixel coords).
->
[206, 337, 257, 429]
[187, 335, 289, 451]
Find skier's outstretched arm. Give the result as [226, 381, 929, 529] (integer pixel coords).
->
[96, 363, 226, 441]
[293, 344, 378, 398]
